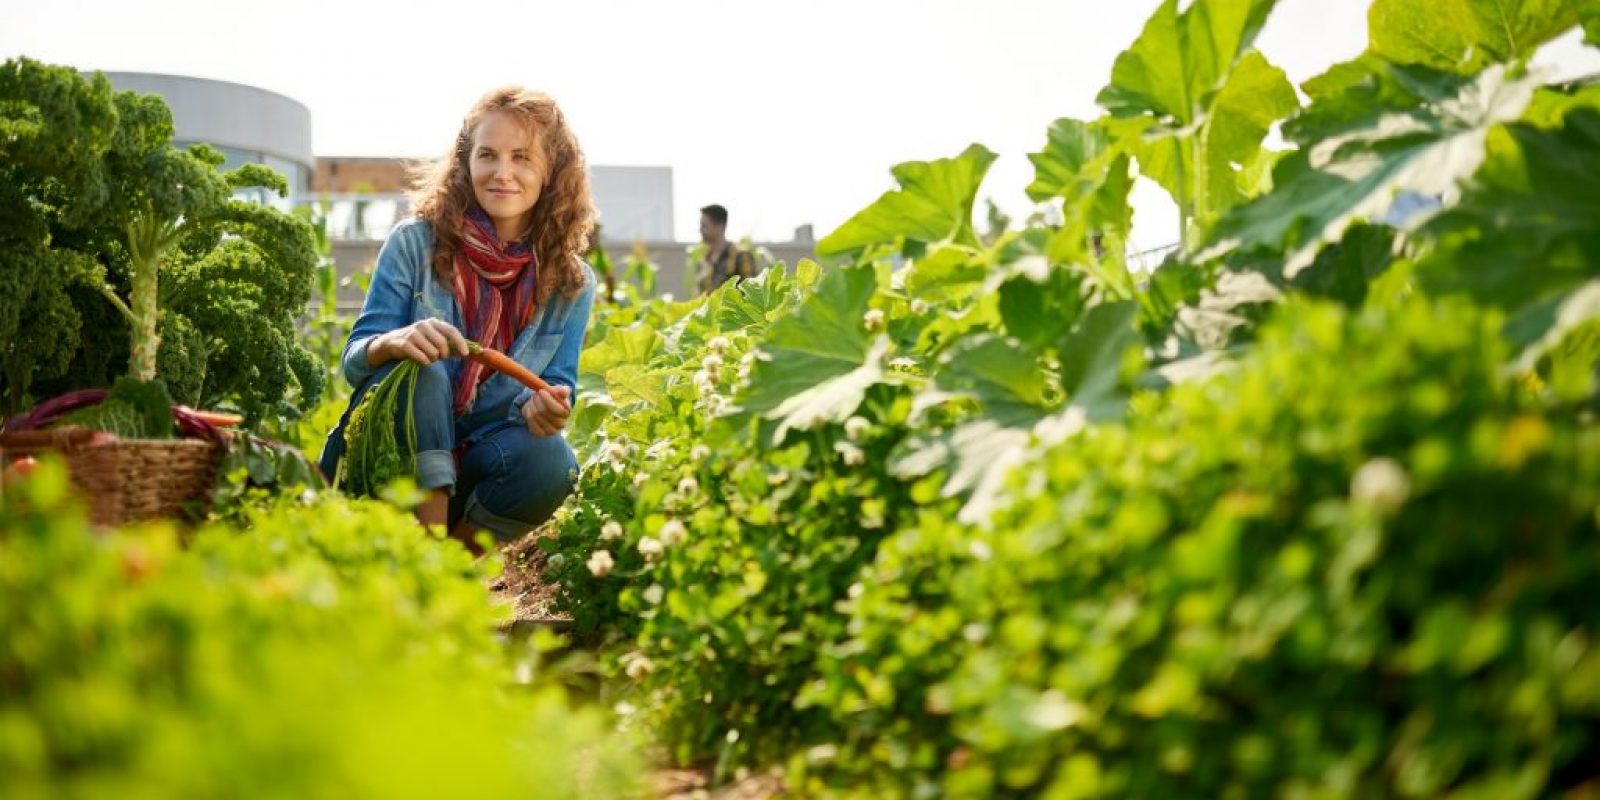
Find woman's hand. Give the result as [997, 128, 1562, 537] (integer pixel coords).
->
[369, 319, 470, 366]
[520, 386, 571, 437]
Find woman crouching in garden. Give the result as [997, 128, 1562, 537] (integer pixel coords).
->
[320, 86, 596, 554]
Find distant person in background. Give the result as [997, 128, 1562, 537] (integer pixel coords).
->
[696, 204, 757, 295]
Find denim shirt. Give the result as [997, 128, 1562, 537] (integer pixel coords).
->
[340, 218, 596, 426]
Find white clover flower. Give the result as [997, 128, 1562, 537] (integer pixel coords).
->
[604, 442, 629, 463]
[693, 370, 717, 395]
[547, 553, 567, 569]
[642, 583, 665, 605]
[740, 351, 758, 367]
[1351, 457, 1411, 513]
[767, 469, 790, 486]
[660, 519, 688, 546]
[708, 335, 731, 354]
[600, 520, 624, 541]
[638, 536, 663, 560]
[910, 298, 930, 315]
[622, 651, 654, 680]
[702, 353, 724, 371]
[586, 550, 615, 578]
[844, 416, 871, 442]
[838, 442, 866, 467]
[863, 308, 886, 332]
[632, 471, 649, 488]
[677, 477, 699, 496]
[691, 444, 711, 461]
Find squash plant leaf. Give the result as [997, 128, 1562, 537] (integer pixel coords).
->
[1027, 118, 1139, 289]
[739, 265, 889, 444]
[817, 144, 998, 257]
[890, 334, 1056, 525]
[1368, 0, 1584, 74]
[1210, 62, 1541, 276]
[716, 260, 796, 335]
[582, 322, 662, 386]
[1415, 108, 1600, 317]
[1095, 0, 1292, 242]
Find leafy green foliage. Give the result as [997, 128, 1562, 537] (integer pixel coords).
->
[0, 461, 639, 797]
[1368, 0, 1584, 73]
[1096, 0, 1294, 242]
[817, 145, 998, 258]
[1212, 61, 1540, 274]
[804, 296, 1600, 797]
[335, 361, 420, 498]
[532, 0, 1600, 794]
[60, 377, 176, 439]
[1414, 108, 1600, 315]
[0, 58, 321, 426]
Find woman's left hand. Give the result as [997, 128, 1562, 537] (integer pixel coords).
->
[520, 386, 571, 437]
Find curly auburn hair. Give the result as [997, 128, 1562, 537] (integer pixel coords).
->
[409, 86, 595, 308]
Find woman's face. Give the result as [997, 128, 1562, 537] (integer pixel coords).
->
[468, 110, 546, 241]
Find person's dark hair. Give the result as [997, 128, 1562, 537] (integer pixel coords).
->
[700, 204, 728, 227]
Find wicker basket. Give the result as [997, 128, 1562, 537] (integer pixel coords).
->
[1, 407, 226, 528]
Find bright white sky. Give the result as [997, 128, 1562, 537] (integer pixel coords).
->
[3, 0, 1597, 247]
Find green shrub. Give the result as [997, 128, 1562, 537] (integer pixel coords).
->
[0, 461, 639, 798]
[802, 296, 1600, 797]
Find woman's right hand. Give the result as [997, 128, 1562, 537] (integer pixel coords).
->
[368, 319, 471, 367]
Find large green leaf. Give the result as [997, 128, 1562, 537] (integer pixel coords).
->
[998, 260, 1088, 352]
[1369, 0, 1583, 73]
[715, 260, 795, 334]
[1132, 51, 1298, 235]
[1210, 63, 1541, 275]
[581, 322, 662, 385]
[739, 265, 885, 444]
[1521, 79, 1600, 129]
[892, 302, 1142, 526]
[1096, 0, 1279, 127]
[935, 334, 1056, 426]
[1026, 118, 1120, 202]
[1058, 301, 1142, 422]
[902, 244, 990, 304]
[1027, 118, 1139, 288]
[603, 363, 668, 408]
[1095, 0, 1292, 243]
[1415, 108, 1600, 315]
[890, 334, 1056, 525]
[817, 145, 998, 257]
[890, 419, 1033, 526]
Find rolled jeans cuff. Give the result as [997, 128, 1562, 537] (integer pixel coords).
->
[417, 449, 456, 493]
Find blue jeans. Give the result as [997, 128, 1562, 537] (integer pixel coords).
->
[319, 361, 578, 541]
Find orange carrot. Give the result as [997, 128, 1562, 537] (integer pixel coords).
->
[187, 409, 244, 428]
[467, 342, 553, 394]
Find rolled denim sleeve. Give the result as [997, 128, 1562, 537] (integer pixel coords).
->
[341, 222, 424, 388]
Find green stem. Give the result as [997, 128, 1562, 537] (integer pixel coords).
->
[91, 280, 136, 326]
[125, 216, 180, 383]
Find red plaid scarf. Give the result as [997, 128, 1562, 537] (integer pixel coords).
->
[451, 208, 537, 414]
